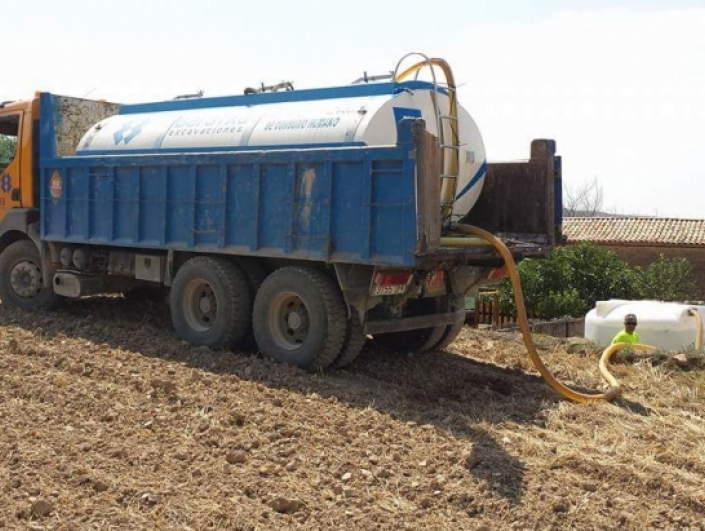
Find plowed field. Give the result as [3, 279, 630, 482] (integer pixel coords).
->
[1, 296, 704, 530]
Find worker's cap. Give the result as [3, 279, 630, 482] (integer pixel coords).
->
[624, 314, 637, 325]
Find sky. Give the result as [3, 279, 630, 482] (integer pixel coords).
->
[3, 0, 704, 218]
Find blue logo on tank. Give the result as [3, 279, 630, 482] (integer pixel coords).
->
[393, 107, 422, 123]
[113, 119, 149, 145]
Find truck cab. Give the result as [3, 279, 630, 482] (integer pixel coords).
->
[0, 99, 36, 219]
[0, 97, 60, 312]
[0, 97, 58, 311]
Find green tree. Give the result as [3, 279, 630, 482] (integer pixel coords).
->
[499, 242, 641, 319]
[0, 135, 17, 164]
[500, 243, 700, 319]
[636, 254, 698, 301]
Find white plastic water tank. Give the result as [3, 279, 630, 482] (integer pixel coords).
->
[584, 299, 705, 349]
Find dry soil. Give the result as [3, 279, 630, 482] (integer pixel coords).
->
[1, 296, 704, 530]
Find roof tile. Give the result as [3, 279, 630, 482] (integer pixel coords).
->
[562, 217, 705, 246]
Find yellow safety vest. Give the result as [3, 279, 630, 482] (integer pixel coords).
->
[611, 330, 639, 344]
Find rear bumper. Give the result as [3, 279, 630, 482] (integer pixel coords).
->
[363, 308, 465, 335]
[414, 242, 549, 268]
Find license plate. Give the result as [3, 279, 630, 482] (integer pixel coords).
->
[370, 284, 408, 296]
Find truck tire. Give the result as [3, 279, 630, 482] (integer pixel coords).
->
[233, 258, 268, 350]
[170, 256, 250, 349]
[332, 311, 366, 368]
[432, 318, 465, 351]
[371, 295, 447, 354]
[0, 239, 59, 311]
[429, 295, 466, 351]
[373, 292, 465, 354]
[373, 324, 446, 354]
[253, 267, 347, 370]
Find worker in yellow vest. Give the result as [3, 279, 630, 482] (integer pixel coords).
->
[611, 314, 640, 344]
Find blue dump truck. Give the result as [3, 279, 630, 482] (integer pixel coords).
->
[0, 56, 560, 370]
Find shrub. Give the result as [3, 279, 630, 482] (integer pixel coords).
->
[636, 254, 698, 302]
[499, 242, 642, 319]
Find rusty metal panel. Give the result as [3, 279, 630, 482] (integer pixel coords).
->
[462, 139, 559, 246]
[413, 122, 441, 254]
[52, 96, 119, 156]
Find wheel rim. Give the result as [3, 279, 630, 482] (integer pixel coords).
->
[10, 260, 42, 299]
[269, 291, 310, 351]
[183, 279, 218, 332]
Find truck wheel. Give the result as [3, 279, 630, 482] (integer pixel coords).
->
[373, 325, 446, 354]
[332, 311, 366, 368]
[433, 318, 465, 351]
[170, 256, 250, 349]
[253, 267, 347, 370]
[0, 239, 58, 311]
[233, 258, 268, 350]
[373, 291, 465, 354]
[430, 296, 466, 351]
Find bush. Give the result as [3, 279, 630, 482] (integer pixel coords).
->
[636, 254, 698, 302]
[497, 242, 694, 320]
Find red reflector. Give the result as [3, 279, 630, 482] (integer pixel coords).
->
[426, 270, 445, 290]
[487, 266, 508, 280]
[374, 272, 413, 287]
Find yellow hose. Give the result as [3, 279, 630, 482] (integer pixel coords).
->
[394, 58, 460, 222]
[438, 236, 494, 248]
[405, 56, 704, 401]
[454, 224, 616, 401]
[450, 224, 632, 401]
[449, 225, 705, 402]
[598, 342, 657, 399]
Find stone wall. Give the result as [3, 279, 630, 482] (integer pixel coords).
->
[530, 318, 585, 338]
[496, 318, 585, 337]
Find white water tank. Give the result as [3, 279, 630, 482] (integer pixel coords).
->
[75, 82, 486, 219]
[584, 300, 705, 349]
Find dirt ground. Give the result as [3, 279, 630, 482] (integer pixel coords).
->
[1, 296, 704, 530]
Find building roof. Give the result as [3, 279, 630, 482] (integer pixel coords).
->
[562, 217, 705, 247]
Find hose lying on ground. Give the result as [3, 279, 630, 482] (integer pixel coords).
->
[444, 225, 703, 403]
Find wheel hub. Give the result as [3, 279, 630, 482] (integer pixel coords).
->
[270, 293, 310, 351]
[199, 296, 213, 314]
[10, 261, 42, 298]
[183, 280, 218, 332]
[287, 312, 303, 330]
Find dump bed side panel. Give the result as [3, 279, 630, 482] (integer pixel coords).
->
[40, 143, 420, 267]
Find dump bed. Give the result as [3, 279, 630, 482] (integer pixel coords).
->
[38, 93, 557, 268]
[39, 94, 450, 267]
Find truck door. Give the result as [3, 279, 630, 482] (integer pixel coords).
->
[0, 112, 22, 221]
